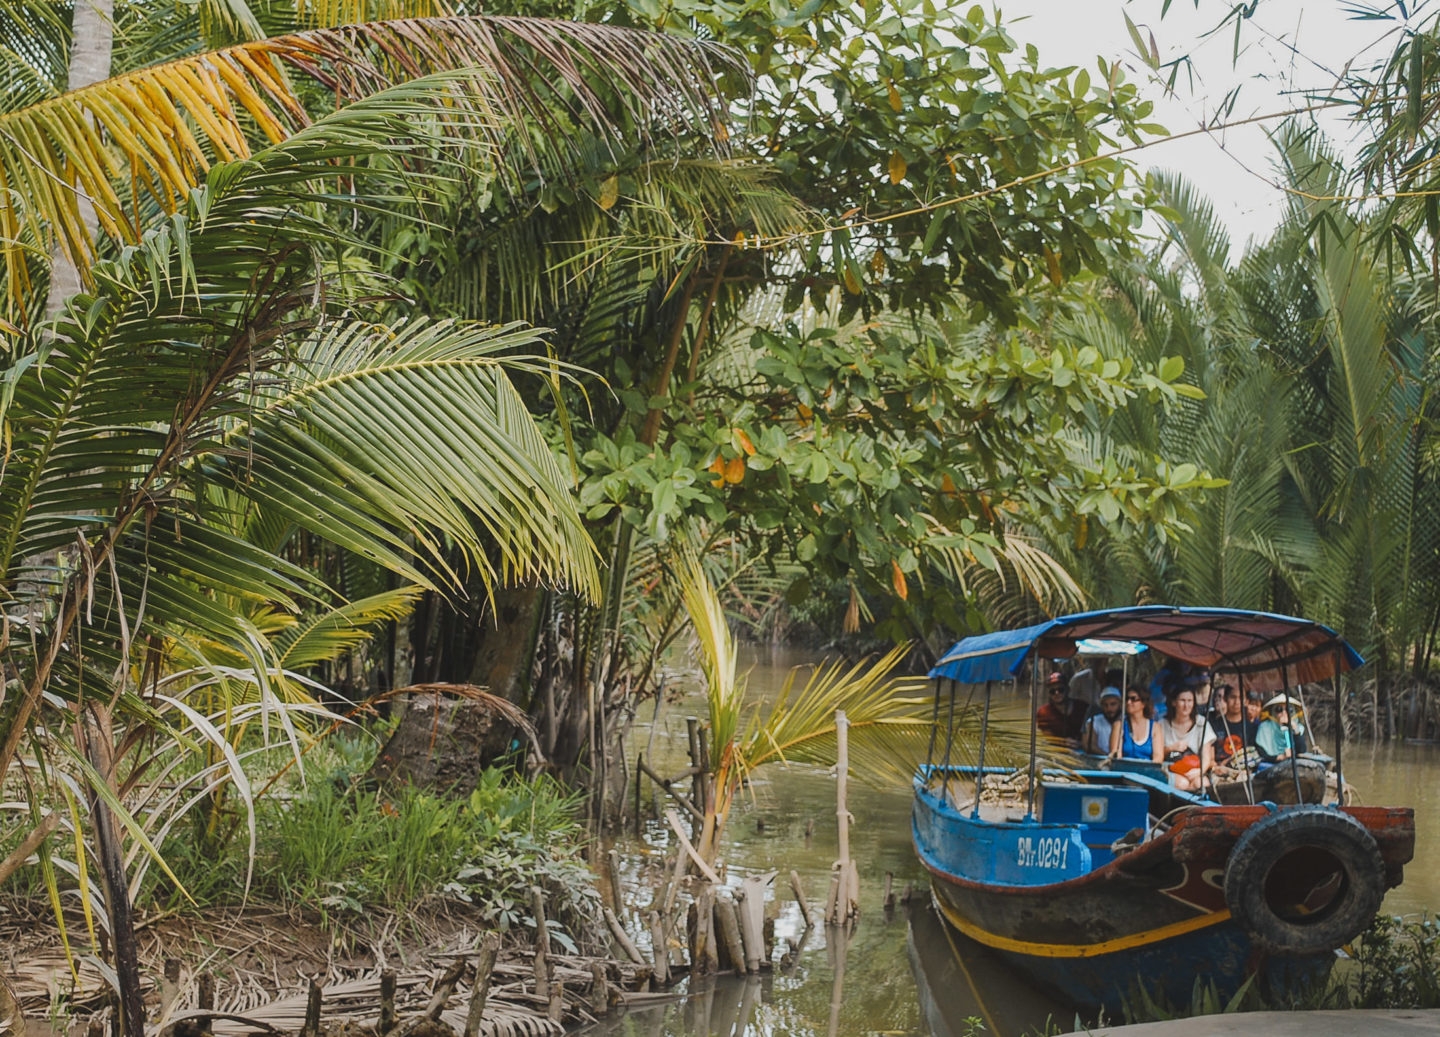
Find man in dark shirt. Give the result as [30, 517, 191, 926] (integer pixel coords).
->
[1209, 684, 1260, 770]
[1036, 671, 1087, 743]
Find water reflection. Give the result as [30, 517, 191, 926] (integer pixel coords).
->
[907, 902, 1074, 1037]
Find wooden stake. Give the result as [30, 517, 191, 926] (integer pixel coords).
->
[830, 710, 859, 924]
[737, 877, 766, 972]
[634, 753, 644, 836]
[197, 972, 214, 1035]
[606, 848, 624, 916]
[161, 959, 181, 1017]
[545, 967, 563, 1024]
[301, 978, 322, 1037]
[378, 971, 397, 1036]
[590, 963, 611, 1017]
[692, 883, 718, 975]
[648, 911, 670, 986]
[604, 907, 645, 965]
[715, 897, 745, 973]
[469, 933, 504, 1037]
[532, 886, 550, 998]
[424, 959, 467, 1021]
[790, 871, 815, 930]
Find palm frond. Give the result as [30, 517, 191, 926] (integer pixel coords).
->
[0, 16, 741, 318]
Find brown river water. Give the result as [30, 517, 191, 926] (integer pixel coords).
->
[585, 648, 1440, 1037]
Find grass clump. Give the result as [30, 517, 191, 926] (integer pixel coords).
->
[157, 760, 601, 943]
[1109, 913, 1440, 1027]
[1351, 913, 1440, 1008]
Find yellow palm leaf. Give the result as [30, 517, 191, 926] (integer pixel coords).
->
[2, 17, 737, 319]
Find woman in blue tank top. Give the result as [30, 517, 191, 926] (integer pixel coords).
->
[1110, 685, 1164, 762]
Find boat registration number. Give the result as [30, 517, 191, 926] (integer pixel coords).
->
[1016, 835, 1069, 870]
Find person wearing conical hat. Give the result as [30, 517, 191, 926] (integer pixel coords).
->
[1256, 694, 1305, 762]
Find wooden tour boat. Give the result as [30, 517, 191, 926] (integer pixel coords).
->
[913, 606, 1415, 1011]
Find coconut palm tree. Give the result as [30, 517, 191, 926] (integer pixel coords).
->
[0, 6, 744, 1021]
[1056, 132, 1440, 731]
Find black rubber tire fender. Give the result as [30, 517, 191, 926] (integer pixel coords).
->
[1224, 805, 1385, 955]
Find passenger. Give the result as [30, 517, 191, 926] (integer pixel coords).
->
[1208, 683, 1260, 772]
[1068, 657, 1102, 710]
[1146, 658, 1182, 719]
[1109, 685, 1163, 763]
[1186, 676, 1209, 717]
[1243, 688, 1264, 725]
[1257, 695, 1306, 762]
[1036, 671, 1086, 743]
[1081, 687, 1123, 755]
[1160, 686, 1216, 792]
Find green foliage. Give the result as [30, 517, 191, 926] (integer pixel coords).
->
[1352, 914, 1440, 1009]
[163, 762, 599, 937]
[580, 300, 1212, 650]
[1058, 132, 1440, 680]
[617, 0, 1159, 320]
[1119, 973, 1268, 1024]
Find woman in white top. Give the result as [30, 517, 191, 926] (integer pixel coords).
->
[1160, 686, 1215, 792]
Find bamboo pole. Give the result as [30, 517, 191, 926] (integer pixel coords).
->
[692, 883, 718, 975]
[532, 887, 550, 998]
[829, 710, 859, 924]
[789, 870, 815, 930]
[736, 884, 762, 973]
[648, 910, 670, 986]
[637, 757, 705, 823]
[604, 907, 646, 965]
[715, 897, 745, 972]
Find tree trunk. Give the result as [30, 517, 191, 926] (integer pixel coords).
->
[368, 689, 530, 792]
[48, 0, 115, 315]
[466, 584, 545, 703]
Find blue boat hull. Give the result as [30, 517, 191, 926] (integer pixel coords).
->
[912, 766, 1414, 1012]
[928, 882, 1332, 1010]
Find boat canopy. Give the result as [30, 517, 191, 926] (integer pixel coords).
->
[929, 606, 1363, 693]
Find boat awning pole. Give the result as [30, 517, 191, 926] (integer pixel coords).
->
[940, 678, 959, 777]
[1025, 664, 1039, 822]
[1237, 671, 1255, 804]
[972, 680, 993, 820]
[1333, 649, 1345, 807]
[1280, 658, 1304, 804]
[925, 677, 942, 770]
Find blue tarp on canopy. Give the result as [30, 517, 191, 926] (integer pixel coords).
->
[928, 605, 1365, 693]
[928, 620, 1053, 684]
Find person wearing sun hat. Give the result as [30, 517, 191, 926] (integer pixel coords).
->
[1081, 686, 1124, 755]
[1256, 693, 1306, 762]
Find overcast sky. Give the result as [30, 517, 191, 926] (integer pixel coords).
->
[996, 1, 1413, 251]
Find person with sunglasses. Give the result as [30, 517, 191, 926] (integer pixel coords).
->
[1109, 685, 1163, 762]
